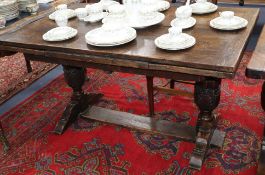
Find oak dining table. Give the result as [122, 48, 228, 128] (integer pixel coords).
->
[0, 2, 259, 170]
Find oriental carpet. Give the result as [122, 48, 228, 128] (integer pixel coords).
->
[0, 53, 56, 105]
[0, 52, 264, 175]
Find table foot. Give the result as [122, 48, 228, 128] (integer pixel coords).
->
[54, 65, 103, 135]
[0, 122, 9, 153]
[54, 93, 103, 134]
[190, 78, 221, 170]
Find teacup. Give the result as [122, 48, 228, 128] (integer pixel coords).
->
[219, 11, 234, 19]
[75, 8, 87, 21]
[168, 26, 186, 43]
[85, 4, 90, 11]
[196, 0, 207, 3]
[219, 11, 235, 25]
[87, 3, 103, 15]
[141, 0, 156, 5]
[0, 16, 6, 29]
[139, 6, 156, 20]
[108, 4, 126, 19]
[55, 12, 68, 27]
[175, 5, 192, 20]
[195, 0, 209, 10]
[55, 4, 67, 11]
[26, 3, 39, 15]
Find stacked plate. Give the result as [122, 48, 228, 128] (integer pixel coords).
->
[0, 0, 19, 21]
[18, 0, 37, 12]
[49, 9, 76, 20]
[43, 26, 78, 42]
[103, 12, 165, 29]
[85, 23, 137, 46]
[155, 33, 196, 50]
[155, 27, 196, 50]
[190, 2, 218, 14]
[210, 16, 248, 30]
[171, 17, 196, 29]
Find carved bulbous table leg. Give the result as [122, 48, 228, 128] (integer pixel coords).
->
[0, 122, 9, 153]
[54, 65, 103, 135]
[189, 78, 221, 170]
[239, 0, 244, 6]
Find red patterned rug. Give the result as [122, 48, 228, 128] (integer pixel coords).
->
[0, 53, 57, 105]
[0, 52, 264, 175]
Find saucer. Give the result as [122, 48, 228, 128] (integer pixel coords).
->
[84, 12, 108, 23]
[190, 2, 218, 14]
[103, 12, 165, 29]
[49, 9, 76, 20]
[156, 1, 170, 12]
[43, 26, 78, 41]
[100, 0, 120, 11]
[210, 16, 248, 30]
[170, 17, 196, 29]
[155, 33, 196, 50]
[85, 27, 136, 46]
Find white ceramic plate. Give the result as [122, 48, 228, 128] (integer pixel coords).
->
[84, 12, 108, 23]
[43, 26, 78, 42]
[190, 2, 218, 14]
[210, 16, 248, 30]
[49, 9, 76, 20]
[170, 17, 196, 29]
[103, 12, 165, 29]
[85, 27, 136, 46]
[155, 33, 196, 50]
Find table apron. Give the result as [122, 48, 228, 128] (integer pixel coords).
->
[0, 46, 234, 79]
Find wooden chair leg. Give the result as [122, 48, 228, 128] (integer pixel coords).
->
[261, 82, 265, 111]
[146, 76, 154, 117]
[170, 79, 175, 89]
[25, 59, 32, 73]
[239, 0, 244, 6]
[0, 122, 9, 153]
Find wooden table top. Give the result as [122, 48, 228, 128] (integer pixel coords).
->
[0, 3, 259, 78]
[246, 25, 265, 79]
[0, 0, 76, 36]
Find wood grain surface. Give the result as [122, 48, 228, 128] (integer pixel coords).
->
[0, 4, 259, 78]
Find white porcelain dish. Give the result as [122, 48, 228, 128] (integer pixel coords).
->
[83, 12, 108, 23]
[43, 26, 78, 42]
[85, 27, 136, 46]
[103, 12, 165, 29]
[155, 33, 196, 50]
[210, 16, 248, 30]
[170, 17, 196, 29]
[190, 2, 218, 14]
[49, 9, 76, 20]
